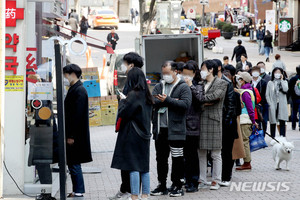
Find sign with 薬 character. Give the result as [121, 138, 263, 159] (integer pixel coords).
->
[5, 0, 24, 27]
[5, 75, 24, 91]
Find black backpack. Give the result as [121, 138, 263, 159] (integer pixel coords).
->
[80, 21, 88, 30]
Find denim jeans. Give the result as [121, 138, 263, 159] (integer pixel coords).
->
[68, 164, 85, 193]
[292, 99, 300, 129]
[257, 40, 263, 54]
[130, 171, 150, 195]
[264, 47, 271, 58]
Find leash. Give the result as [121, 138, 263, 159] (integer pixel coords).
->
[264, 131, 281, 144]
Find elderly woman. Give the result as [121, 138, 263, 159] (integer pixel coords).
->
[266, 67, 289, 138]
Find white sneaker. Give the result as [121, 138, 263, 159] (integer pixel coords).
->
[210, 181, 220, 190]
[219, 181, 231, 187]
[109, 191, 130, 200]
[198, 182, 209, 189]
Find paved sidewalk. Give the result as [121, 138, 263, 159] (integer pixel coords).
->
[59, 124, 300, 200]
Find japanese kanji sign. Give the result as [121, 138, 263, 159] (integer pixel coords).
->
[6, 0, 24, 27]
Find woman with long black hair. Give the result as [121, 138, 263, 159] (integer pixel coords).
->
[181, 60, 204, 193]
[111, 67, 153, 200]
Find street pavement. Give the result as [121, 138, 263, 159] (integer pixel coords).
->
[60, 23, 300, 200]
[61, 124, 300, 200]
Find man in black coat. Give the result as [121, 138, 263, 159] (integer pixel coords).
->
[214, 59, 236, 186]
[151, 61, 192, 197]
[289, 66, 300, 130]
[236, 54, 252, 72]
[107, 28, 119, 50]
[231, 39, 247, 63]
[63, 64, 92, 198]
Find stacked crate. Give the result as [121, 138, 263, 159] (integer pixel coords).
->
[100, 95, 118, 126]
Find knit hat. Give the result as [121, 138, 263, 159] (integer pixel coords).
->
[238, 71, 252, 83]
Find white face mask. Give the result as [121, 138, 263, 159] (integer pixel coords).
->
[183, 75, 193, 81]
[201, 70, 208, 80]
[252, 71, 260, 78]
[177, 74, 184, 80]
[163, 74, 174, 84]
[274, 73, 281, 79]
[260, 68, 265, 74]
[64, 78, 70, 86]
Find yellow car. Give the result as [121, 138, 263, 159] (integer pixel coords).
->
[88, 9, 119, 29]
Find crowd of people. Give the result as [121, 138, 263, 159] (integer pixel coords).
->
[107, 51, 300, 200]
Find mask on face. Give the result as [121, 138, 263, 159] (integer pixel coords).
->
[163, 74, 174, 84]
[183, 75, 193, 81]
[252, 71, 260, 78]
[260, 68, 265, 74]
[177, 74, 184, 80]
[274, 73, 281, 79]
[64, 78, 70, 86]
[201, 70, 208, 80]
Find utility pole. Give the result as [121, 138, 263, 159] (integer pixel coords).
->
[202, 4, 205, 27]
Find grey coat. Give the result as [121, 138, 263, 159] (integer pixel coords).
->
[199, 77, 228, 150]
[152, 79, 192, 141]
[266, 80, 289, 124]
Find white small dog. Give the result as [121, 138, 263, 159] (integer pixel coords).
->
[270, 137, 295, 171]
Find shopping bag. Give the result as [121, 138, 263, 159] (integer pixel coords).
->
[249, 128, 268, 152]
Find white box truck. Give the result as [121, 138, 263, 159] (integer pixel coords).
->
[107, 33, 204, 94]
[138, 34, 204, 85]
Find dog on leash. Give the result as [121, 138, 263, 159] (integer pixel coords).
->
[270, 137, 295, 171]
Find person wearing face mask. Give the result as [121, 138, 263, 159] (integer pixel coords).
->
[121, 52, 144, 96]
[266, 67, 289, 138]
[235, 72, 258, 171]
[213, 59, 236, 187]
[151, 61, 192, 197]
[181, 60, 204, 193]
[63, 64, 92, 198]
[198, 60, 228, 190]
[175, 62, 185, 80]
[110, 52, 144, 200]
[251, 66, 268, 134]
[257, 61, 271, 83]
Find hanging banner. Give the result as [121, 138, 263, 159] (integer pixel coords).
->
[5, 75, 24, 91]
[254, 0, 258, 24]
[265, 10, 276, 38]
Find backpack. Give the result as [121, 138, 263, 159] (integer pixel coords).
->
[80, 21, 88, 30]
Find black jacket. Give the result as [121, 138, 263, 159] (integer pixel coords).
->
[222, 75, 236, 125]
[107, 33, 119, 44]
[261, 73, 271, 83]
[232, 45, 247, 63]
[152, 79, 192, 140]
[236, 61, 252, 72]
[186, 81, 205, 136]
[255, 78, 268, 105]
[264, 35, 273, 47]
[64, 81, 92, 165]
[111, 90, 152, 172]
[289, 74, 300, 100]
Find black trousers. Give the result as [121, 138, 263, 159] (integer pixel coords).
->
[155, 128, 185, 188]
[270, 120, 286, 138]
[184, 135, 199, 186]
[221, 124, 235, 182]
[120, 170, 131, 193]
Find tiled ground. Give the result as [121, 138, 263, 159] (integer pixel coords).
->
[57, 124, 300, 200]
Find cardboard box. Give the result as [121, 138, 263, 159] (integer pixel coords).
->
[88, 97, 102, 127]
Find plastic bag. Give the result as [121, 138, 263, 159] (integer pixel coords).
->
[249, 128, 268, 152]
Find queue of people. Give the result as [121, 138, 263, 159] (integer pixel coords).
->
[109, 52, 299, 200]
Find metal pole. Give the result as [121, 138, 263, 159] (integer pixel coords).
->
[202, 5, 205, 27]
[54, 43, 67, 200]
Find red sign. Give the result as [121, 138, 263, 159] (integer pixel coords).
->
[26, 48, 38, 83]
[190, 9, 193, 13]
[32, 99, 42, 109]
[6, 0, 24, 27]
[5, 56, 18, 74]
[5, 33, 19, 52]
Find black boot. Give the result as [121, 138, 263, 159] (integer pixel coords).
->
[235, 159, 241, 166]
